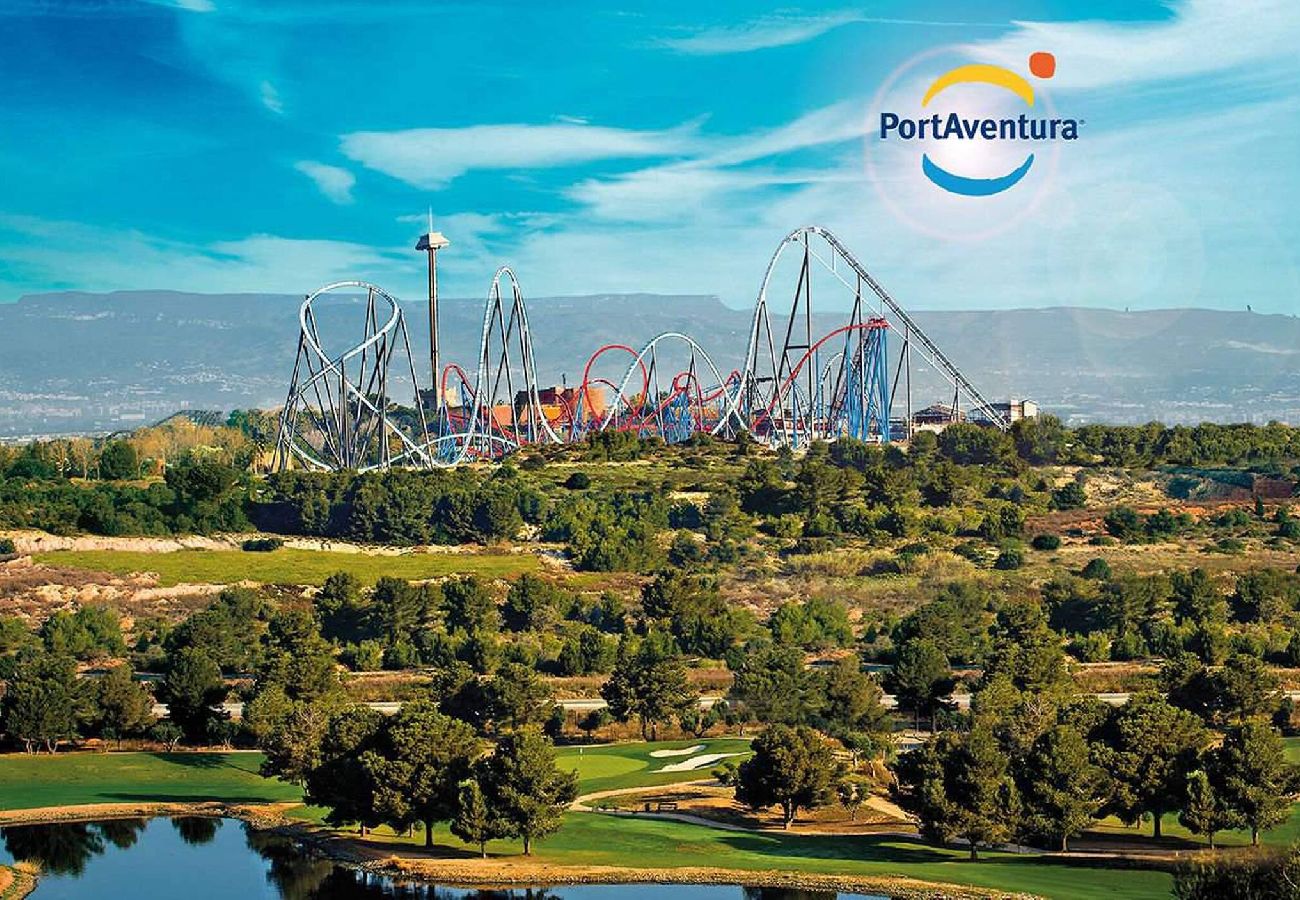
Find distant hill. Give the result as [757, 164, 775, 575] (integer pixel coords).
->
[2, 290, 1297, 436]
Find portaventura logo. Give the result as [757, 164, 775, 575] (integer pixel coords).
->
[879, 52, 1079, 196]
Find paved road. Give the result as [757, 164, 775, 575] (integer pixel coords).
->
[154, 690, 1300, 721]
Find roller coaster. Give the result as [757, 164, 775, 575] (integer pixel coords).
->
[274, 226, 1006, 471]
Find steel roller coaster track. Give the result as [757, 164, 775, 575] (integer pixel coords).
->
[274, 226, 1006, 471]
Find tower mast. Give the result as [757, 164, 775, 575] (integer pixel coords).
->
[416, 209, 450, 415]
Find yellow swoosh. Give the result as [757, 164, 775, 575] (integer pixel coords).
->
[922, 64, 1035, 107]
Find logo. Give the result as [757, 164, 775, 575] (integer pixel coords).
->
[879, 52, 1079, 196]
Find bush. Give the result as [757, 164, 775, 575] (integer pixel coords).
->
[564, 472, 591, 490]
[1030, 534, 1061, 551]
[241, 537, 283, 552]
[1174, 846, 1300, 900]
[0, 537, 15, 556]
[712, 761, 739, 786]
[1081, 558, 1112, 580]
[993, 546, 1024, 570]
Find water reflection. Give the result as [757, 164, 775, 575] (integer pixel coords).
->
[173, 816, 223, 845]
[3, 818, 880, 900]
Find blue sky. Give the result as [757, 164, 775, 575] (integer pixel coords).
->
[0, 0, 1297, 312]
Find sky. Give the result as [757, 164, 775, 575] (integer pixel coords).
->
[0, 0, 1298, 312]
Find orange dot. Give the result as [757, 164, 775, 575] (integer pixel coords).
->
[1029, 51, 1056, 78]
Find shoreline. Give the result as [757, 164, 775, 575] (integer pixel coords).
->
[0, 801, 1030, 900]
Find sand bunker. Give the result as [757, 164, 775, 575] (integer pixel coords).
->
[648, 744, 706, 758]
[658, 752, 744, 773]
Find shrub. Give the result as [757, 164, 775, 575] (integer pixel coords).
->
[241, 537, 283, 552]
[993, 546, 1024, 570]
[0, 537, 15, 555]
[1081, 558, 1112, 580]
[1030, 534, 1061, 551]
[564, 472, 591, 490]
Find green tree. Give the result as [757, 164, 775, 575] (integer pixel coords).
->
[1098, 693, 1207, 838]
[1018, 725, 1109, 851]
[158, 647, 228, 744]
[304, 707, 384, 832]
[478, 727, 578, 854]
[97, 441, 139, 480]
[887, 639, 954, 732]
[40, 606, 125, 660]
[727, 644, 813, 726]
[1179, 768, 1235, 849]
[601, 636, 697, 740]
[735, 725, 838, 829]
[361, 699, 481, 847]
[93, 664, 155, 747]
[1213, 720, 1299, 846]
[503, 574, 566, 632]
[451, 778, 500, 858]
[443, 576, 499, 633]
[814, 656, 891, 754]
[1, 650, 84, 752]
[487, 662, 553, 733]
[894, 726, 1019, 860]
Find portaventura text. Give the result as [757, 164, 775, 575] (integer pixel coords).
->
[880, 112, 1080, 140]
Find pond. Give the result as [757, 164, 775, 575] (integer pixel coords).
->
[0, 818, 887, 900]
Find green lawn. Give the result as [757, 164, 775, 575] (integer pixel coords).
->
[0, 751, 301, 810]
[0, 747, 1174, 899]
[558, 738, 753, 794]
[32, 547, 539, 586]
[376, 813, 1173, 900]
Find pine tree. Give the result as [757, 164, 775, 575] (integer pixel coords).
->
[1214, 720, 1299, 846]
[451, 778, 498, 857]
[479, 727, 578, 854]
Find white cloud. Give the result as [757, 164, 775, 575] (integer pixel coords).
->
[0, 215, 408, 297]
[294, 161, 356, 204]
[259, 80, 283, 114]
[339, 122, 703, 189]
[142, 0, 215, 12]
[659, 11, 998, 55]
[966, 0, 1300, 92]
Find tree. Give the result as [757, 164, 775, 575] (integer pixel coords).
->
[814, 657, 891, 754]
[150, 721, 183, 752]
[1213, 720, 1299, 846]
[1213, 654, 1283, 725]
[98, 441, 139, 480]
[503, 574, 566, 632]
[836, 774, 871, 822]
[578, 707, 612, 740]
[304, 707, 384, 832]
[1018, 726, 1109, 851]
[40, 606, 125, 660]
[601, 636, 697, 740]
[894, 727, 1019, 860]
[727, 644, 813, 726]
[487, 662, 553, 733]
[478, 727, 578, 854]
[1098, 693, 1207, 838]
[1180, 769, 1235, 849]
[888, 639, 954, 732]
[361, 699, 482, 847]
[1, 650, 84, 752]
[451, 778, 500, 857]
[443, 576, 500, 633]
[735, 725, 838, 829]
[94, 664, 155, 747]
[158, 647, 229, 744]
